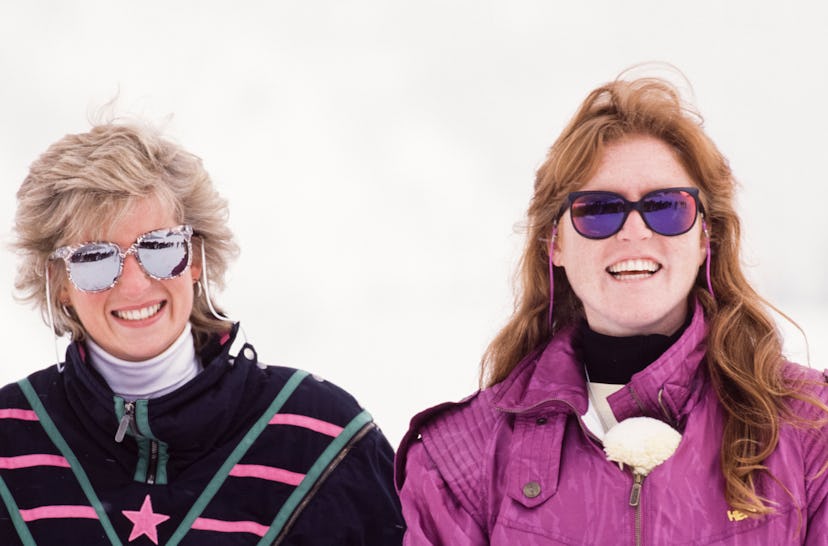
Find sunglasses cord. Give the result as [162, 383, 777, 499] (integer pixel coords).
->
[702, 219, 715, 300]
[43, 266, 65, 373]
[199, 244, 248, 347]
[546, 222, 558, 330]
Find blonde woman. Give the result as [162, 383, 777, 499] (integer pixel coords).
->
[1, 122, 403, 545]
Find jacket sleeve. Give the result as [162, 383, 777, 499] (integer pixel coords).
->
[399, 440, 486, 546]
[288, 424, 405, 545]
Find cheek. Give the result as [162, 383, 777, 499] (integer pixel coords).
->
[554, 233, 601, 273]
[687, 228, 707, 264]
[552, 223, 586, 268]
[554, 244, 601, 298]
[168, 276, 196, 310]
[698, 234, 708, 267]
[670, 236, 706, 276]
[66, 291, 109, 325]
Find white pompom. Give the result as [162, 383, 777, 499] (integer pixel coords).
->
[603, 416, 681, 476]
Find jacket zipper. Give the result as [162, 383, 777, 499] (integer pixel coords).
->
[271, 422, 377, 545]
[115, 400, 160, 484]
[501, 398, 652, 544]
[501, 387, 668, 546]
[147, 440, 159, 485]
[115, 401, 136, 442]
[629, 473, 644, 546]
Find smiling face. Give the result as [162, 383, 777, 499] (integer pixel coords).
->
[552, 135, 707, 337]
[61, 196, 201, 361]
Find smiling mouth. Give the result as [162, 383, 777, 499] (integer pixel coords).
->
[606, 259, 662, 281]
[113, 302, 165, 321]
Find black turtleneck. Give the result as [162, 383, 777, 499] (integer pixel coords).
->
[580, 315, 690, 384]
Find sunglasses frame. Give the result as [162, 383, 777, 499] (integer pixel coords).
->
[51, 224, 194, 293]
[562, 187, 703, 240]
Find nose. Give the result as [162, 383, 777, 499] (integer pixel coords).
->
[115, 253, 152, 295]
[617, 210, 652, 240]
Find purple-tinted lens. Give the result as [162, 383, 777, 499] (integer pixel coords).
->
[570, 193, 627, 238]
[641, 190, 697, 236]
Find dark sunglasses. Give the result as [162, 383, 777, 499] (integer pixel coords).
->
[562, 187, 703, 239]
[51, 225, 193, 292]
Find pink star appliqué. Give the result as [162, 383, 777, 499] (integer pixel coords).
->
[122, 494, 170, 544]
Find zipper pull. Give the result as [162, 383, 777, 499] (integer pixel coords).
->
[115, 401, 135, 443]
[629, 473, 643, 507]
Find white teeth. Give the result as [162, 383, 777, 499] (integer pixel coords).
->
[607, 259, 660, 274]
[613, 272, 652, 281]
[114, 303, 162, 321]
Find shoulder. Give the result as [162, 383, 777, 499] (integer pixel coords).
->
[212, 329, 372, 429]
[0, 379, 24, 407]
[234, 346, 393, 463]
[262, 364, 368, 427]
[395, 387, 503, 491]
[237, 354, 404, 540]
[395, 386, 520, 532]
[775, 361, 828, 463]
[776, 362, 828, 507]
[781, 360, 828, 383]
[0, 365, 62, 408]
[394, 341, 565, 490]
[232, 342, 368, 428]
[0, 366, 65, 458]
[781, 361, 828, 414]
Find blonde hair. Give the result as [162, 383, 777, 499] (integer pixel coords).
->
[482, 74, 826, 515]
[14, 122, 239, 349]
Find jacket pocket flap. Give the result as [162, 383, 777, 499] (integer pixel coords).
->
[505, 413, 565, 508]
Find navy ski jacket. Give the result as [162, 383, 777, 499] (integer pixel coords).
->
[0, 324, 403, 545]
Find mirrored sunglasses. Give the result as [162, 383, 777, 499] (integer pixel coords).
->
[563, 187, 702, 239]
[51, 225, 194, 292]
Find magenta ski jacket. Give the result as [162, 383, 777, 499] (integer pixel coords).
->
[395, 304, 828, 545]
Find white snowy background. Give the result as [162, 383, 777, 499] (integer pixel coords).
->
[1, 2, 826, 447]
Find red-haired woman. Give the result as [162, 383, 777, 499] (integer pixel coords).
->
[396, 74, 828, 545]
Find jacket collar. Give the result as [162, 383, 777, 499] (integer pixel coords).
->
[490, 325, 588, 416]
[490, 301, 708, 426]
[62, 323, 252, 454]
[610, 303, 708, 425]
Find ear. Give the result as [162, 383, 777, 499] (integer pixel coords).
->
[190, 236, 203, 282]
[698, 218, 709, 267]
[190, 260, 202, 284]
[551, 224, 565, 267]
[57, 269, 73, 303]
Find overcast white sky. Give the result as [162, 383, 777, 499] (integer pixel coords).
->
[1, 1, 826, 446]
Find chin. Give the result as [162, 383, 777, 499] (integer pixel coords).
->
[115, 342, 166, 362]
[622, 314, 683, 336]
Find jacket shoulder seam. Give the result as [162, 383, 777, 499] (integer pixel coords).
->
[420, 392, 502, 524]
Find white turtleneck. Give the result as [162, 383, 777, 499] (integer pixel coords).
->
[86, 323, 202, 401]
